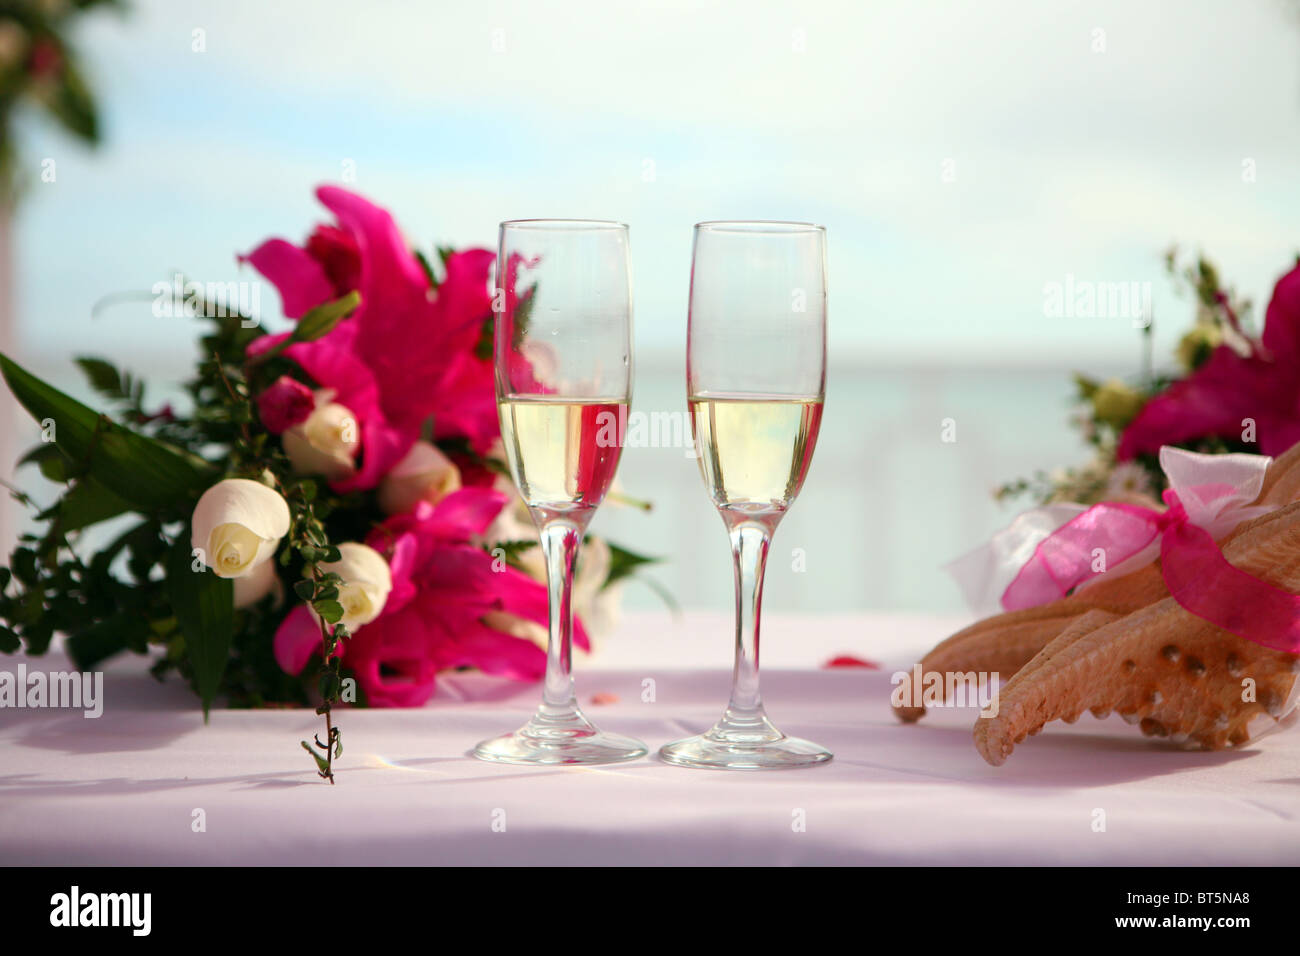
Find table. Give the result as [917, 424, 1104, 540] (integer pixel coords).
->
[2, 610, 1298, 865]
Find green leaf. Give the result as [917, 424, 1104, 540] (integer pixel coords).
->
[166, 533, 234, 719]
[292, 579, 316, 602]
[11, 547, 38, 586]
[251, 292, 361, 365]
[318, 671, 339, 700]
[65, 616, 132, 670]
[300, 740, 330, 776]
[74, 357, 124, 398]
[602, 542, 661, 586]
[414, 250, 439, 290]
[295, 291, 360, 342]
[19, 443, 66, 481]
[45, 60, 99, 143]
[56, 478, 134, 532]
[0, 353, 217, 513]
[313, 599, 343, 625]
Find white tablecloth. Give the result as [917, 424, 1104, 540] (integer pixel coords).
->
[2, 610, 1298, 865]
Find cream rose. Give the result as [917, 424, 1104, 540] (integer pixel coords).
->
[191, 478, 291, 579]
[233, 555, 283, 608]
[377, 440, 461, 514]
[282, 389, 360, 480]
[315, 542, 393, 631]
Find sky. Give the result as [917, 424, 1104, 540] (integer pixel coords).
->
[9, 0, 1300, 371]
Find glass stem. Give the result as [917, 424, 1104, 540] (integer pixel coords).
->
[727, 521, 772, 717]
[538, 520, 582, 711]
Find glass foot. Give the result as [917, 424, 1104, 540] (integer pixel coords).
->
[472, 704, 648, 766]
[659, 707, 832, 770]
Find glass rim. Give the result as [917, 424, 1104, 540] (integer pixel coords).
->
[694, 220, 825, 234]
[499, 218, 629, 231]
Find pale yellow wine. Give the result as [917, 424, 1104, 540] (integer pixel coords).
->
[689, 393, 823, 514]
[498, 396, 626, 514]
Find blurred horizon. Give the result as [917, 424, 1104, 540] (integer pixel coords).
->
[4, 0, 1299, 613]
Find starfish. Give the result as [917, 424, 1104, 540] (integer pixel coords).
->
[897, 442, 1300, 764]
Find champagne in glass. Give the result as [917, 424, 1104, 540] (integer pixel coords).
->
[689, 394, 823, 513]
[498, 397, 627, 519]
[661, 221, 833, 770]
[473, 220, 647, 766]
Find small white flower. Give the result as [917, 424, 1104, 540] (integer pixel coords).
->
[377, 440, 462, 514]
[315, 542, 393, 631]
[1106, 461, 1156, 501]
[282, 389, 360, 480]
[191, 478, 291, 579]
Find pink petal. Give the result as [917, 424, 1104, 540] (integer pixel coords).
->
[425, 487, 508, 538]
[314, 187, 496, 431]
[306, 224, 361, 297]
[282, 323, 380, 414]
[1117, 347, 1259, 460]
[344, 605, 440, 708]
[256, 375, 315, 434]
[438, 617, 547, 681]
[435, 248, 496, 338]
[1119, 262, 1300, 460]
[273, 605, 330, 676]
[1260, 263, 1300, 364]
[490, 562, 592, 653]
[331, 415, 416, 494]
[430, 352, 500, 451]
[823, 655, 881, 669]
[240, 238, 334, 319]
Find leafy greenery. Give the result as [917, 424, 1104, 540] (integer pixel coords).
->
[0, 289, 365, 779]
[0, 263, 660, 782]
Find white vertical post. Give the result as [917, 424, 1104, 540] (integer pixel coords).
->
[0, 199, 14, 556]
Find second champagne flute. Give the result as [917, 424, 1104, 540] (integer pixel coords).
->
[660, 220, 832, 770]
[472, 220, 647, 766]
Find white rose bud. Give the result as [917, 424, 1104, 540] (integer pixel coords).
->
[314, 542, 393, 631]
[191, 478, 291, 579]
[282, 389, 360, 480]
[378, 440, 462, 514]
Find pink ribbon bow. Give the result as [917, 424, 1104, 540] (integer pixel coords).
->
[951, 447, 1300, 654]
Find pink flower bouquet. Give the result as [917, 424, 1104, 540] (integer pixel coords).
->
[0, 186, 653, 780]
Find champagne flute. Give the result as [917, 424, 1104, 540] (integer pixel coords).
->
[473, 220, 647, 765]
[660, 221, 832, 770]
